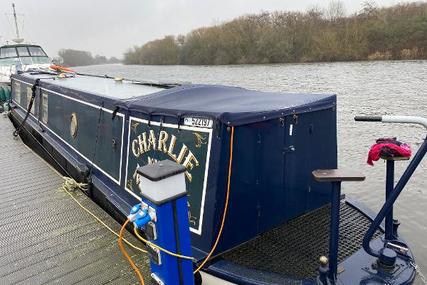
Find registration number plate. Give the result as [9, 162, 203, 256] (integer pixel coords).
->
[184, 117, 213, 128]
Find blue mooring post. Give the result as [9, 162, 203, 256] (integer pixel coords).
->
[329, 181, 341, 281]
[385, 159, 395, 240]
[130, 160, 194, 285]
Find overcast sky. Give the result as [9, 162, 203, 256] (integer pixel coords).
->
[0, 0, 422, 58]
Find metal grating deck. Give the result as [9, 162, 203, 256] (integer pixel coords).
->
[222, 202, 383, 279]
[0, 116, 150, 284]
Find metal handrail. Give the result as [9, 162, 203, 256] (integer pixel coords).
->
[354, 115, 427, 258]
[355, 115, 427, 129]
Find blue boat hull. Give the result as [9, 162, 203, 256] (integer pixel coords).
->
[7, 72, 418, 285]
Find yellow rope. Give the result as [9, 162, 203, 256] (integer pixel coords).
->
[60, 177, 147, 254]
[21, 136, 208, 271]
[18, 131, 148, 283]
[133, 226, 195, 261]
[58, 134, 234, 273]
[62, 177, 89, 192]
[61, 176, 194, 261]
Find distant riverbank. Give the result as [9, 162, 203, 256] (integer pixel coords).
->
[124, 1, 427, 65]
[58, 49, 121, 67]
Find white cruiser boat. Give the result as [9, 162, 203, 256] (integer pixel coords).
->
[0, 44, 50, 82]
[0, 3, 50, 83]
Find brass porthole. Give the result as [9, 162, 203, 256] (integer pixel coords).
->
[70, 113, 78, 138]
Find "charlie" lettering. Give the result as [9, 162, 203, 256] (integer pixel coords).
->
[132, 130, 200, 182]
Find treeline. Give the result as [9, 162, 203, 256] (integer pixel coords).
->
[58, 49, 121, 67]
[124, 1, 427, 65]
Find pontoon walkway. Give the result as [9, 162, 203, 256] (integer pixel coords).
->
[0, 116, 150, 284]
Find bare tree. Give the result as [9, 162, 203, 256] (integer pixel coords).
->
[326, 0, 346, 21]
[123, 2, 427, 65]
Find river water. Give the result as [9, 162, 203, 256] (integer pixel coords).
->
[76, 61, 427, 280]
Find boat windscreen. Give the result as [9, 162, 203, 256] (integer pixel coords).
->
[0, 47, 18, 58]
[0, 46, 49, 65]
[17, 47, 30, 57]
[28, 46, 47, 57]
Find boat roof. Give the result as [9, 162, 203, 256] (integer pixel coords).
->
[15, 72, 336, 126]
[122, 84, 336, 126]
[17, 73, 167, 99]
[0, 44, 46, 49]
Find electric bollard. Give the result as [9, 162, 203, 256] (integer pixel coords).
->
[128, 159, 194, 285]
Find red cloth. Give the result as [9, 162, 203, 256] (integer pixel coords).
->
[367, 143, 411, 166]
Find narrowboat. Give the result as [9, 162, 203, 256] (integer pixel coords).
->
[7, 70, 424, 285]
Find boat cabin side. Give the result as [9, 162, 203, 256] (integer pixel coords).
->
[9, 73, 337, 257]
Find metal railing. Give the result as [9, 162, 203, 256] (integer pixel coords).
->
[354, 115, 427, 258]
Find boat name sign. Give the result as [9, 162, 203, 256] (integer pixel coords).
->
[126, 117, 212, 235]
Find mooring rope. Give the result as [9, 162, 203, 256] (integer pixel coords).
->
[133, 226, 194, 261]
[14, 125, 149, 282]
[59, 177, 148, 254]
[11, 102, 235, 279]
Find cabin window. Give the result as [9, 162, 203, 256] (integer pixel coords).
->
[13, 81, 21, 104]
[0, 47, 17, 58]
[26, 87, 35, 114]
[28, 46, 47, 57]
[17, 47, 30, 57]
[41, 91, 48, 124]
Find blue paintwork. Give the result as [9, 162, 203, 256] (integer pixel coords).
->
[385, 160, 395, 240]
[139, 196, 194, 285]
[175, 196, 195, 285]
[338, 238, 416, 285]
[167, 198, 417, 285]
[329, 181, 342, 281]
[206, 259, 316, 285]
[118, 84, 336, 127]
[10, 72, 338, 258]
[8, 72, 419, 285]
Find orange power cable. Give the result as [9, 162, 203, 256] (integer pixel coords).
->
[194, 126, 234, 274]
[118, 219, 145, 285]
